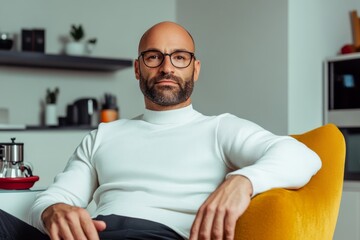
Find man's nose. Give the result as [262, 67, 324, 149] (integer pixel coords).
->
[159, 55, 174, 73]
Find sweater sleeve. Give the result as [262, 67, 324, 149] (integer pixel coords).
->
[28, 130, 99, 233]
[216, 114, 321, 197]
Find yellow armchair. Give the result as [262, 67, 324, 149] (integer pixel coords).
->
[235, 124, 346, 240]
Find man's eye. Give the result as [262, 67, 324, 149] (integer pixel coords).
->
[175, 56, 185, 60]
[173, 54, 188, 61]
[146, 54, 161, 60]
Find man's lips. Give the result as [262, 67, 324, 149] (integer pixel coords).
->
[155, 79, 179, 86]
[150, 74, 182, 88]
[154, 78, 179, 86]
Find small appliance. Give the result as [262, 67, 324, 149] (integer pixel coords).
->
[68, 98, 98, 126]
[0, 138, 39, 189]
[0, 33, 13, 50]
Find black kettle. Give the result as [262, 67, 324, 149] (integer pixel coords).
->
[67, 98, 98, 126]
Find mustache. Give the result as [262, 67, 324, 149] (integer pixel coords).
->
[153, 73, 182, 84]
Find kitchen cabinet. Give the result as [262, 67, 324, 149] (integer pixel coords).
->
[334, 183, 360, 239]
[0, 50, 132, 72]
[0, 189, 44, 222]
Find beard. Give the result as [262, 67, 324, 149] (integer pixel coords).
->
[139, 71, 195, 106]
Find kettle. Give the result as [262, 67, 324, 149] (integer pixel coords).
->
[67, 98, 98, 126]
[0, 138, 33, 178]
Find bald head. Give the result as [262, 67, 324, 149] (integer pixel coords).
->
[138, 21, 195, 55]
[135, 21, 201, 110]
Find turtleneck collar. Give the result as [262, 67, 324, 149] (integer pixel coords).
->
[142, 104, 199, 124]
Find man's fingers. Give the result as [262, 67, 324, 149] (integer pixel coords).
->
[190, 176, 253, 240]
[48, 223, 61, 240]
[56, 217, 76, 240]
[197, 204, 217, 239]
[191, 201, 225, 240]
[211, 207, 225, 240]
[67, 215, 90, 240]
[42, 203, 101, 240]
[76, 209, 101, 240]
[93, 220, 107, 232]
[189, 207, 204, 240]
[223, 211, 238, 240]
[48, 215, 74, 240]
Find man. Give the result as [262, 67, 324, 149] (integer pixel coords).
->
[0, 21, 321, 240]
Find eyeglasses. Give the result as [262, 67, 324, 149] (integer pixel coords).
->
[138, 50, 195, 69]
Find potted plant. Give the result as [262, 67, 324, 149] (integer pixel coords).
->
[45, 87, 60, 126]
[65, 24, 97, 56]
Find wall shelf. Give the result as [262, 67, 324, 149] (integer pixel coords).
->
[0, 50, 133, 72]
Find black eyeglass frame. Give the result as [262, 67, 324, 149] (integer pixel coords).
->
[138, 50, 196, 69]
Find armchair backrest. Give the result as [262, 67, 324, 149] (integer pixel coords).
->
[235, 123, 346, 240]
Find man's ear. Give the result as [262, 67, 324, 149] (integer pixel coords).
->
[193, 59, 201, 82]
[134, 59, 140, 80]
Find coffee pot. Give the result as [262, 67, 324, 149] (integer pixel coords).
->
[0, 138, 33, 178]
[66, 98, 98, 126]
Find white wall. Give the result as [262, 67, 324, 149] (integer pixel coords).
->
[288, 0, 360, 133]
[0, 0, 176, 125]
[0, 0, 176, 187]
[177, 0, 360, 135]
[177, 0, 289, 135]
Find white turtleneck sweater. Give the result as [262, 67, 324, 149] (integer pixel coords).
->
[29, 105, 321, 239]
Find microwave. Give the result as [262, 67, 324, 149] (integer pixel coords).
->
[324, 54, 360, 127]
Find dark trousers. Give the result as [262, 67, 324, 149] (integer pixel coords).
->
[0, 210, 184, 240]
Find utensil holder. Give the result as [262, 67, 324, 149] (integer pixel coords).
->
[45, 104, 57, 126]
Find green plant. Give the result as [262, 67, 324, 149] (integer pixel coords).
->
[70, 24, 84, 42]
[46, 87, 59, 104]
[88, 38, 97, 44]
[69, 24, 97, 44]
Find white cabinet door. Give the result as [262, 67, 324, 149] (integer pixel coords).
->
[334, 191, 360, 240]
[0, 189, 43, 223]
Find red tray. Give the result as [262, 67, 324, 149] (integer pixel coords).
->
[0, 176, 39, 190]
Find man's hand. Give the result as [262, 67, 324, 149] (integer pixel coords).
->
[42, 203, 106, 240]
[190, 175, 253, 240]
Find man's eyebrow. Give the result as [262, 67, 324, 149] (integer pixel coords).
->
[141, 48, 193, 53]
[142, 48, 161, 52]
[172, 48, 193, 52]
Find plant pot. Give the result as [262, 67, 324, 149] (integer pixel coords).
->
[65, 42, 86, 56]
[45, 104, 57, 126]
